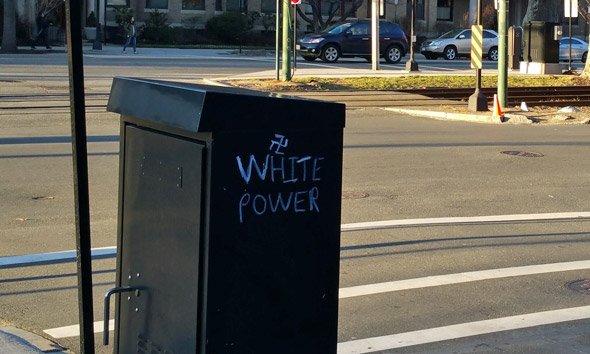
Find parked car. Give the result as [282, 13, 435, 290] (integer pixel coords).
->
[297, 20, 409, 63]
[420, 29, 499, 61]
[559, 36, 588, 62]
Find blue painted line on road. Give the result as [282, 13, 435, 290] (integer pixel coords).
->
[0, 247, 116, 269]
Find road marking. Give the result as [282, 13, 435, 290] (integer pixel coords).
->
[42, 260, 590, 339]
[2, 212, 588, 268]
[44, 320, 113, 339]
[339, 260, 590, 298]
[341, 211, 590, 232]
[0, 247, 116, 269]
[337, 305, 590, 353]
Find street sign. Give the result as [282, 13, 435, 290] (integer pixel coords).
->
[470, 25, 483, 69]
[291, 0, 301, 5]
[565, 0, 579, 17]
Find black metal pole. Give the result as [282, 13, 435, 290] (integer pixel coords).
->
[405, 0, 419, 71]
[93, 0, 102, 50]
[65, 1, 96, 353]
[569, 1, 573, 72]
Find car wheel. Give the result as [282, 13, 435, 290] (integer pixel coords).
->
[384, 45, 403, 64]
[443, 46, 457, 60]
[488, 47, 498, 61]
[582, 52, 588, 63]
[321, 45, 340, 63]
[302, 55, 317, 62]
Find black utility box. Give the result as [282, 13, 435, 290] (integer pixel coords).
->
[107, 77, 345, 354]
[523, 21, 559, 63]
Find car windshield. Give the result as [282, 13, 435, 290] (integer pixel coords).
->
[438, 29, 464, 39]
[323, 23, 352, 35]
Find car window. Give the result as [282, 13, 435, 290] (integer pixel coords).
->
[380, 22, 401, 35]
[350, 23, 370, 35]
[573, 38, 586, 45]
[459, 30, 471, 39]
[483, 30, 496, 39]
[438, 29, 463, 39]
[324, 23, 352, 34]
[561, 38, 572, 45]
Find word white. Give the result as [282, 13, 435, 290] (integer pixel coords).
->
[236, 154, 324, 184]
[238, 187, 319, 223]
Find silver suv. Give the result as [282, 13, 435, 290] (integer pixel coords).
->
[420, 29, 498, 60]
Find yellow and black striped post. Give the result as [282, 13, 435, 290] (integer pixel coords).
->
[468, 0, 488, 112]
[470, 25, 483, 70]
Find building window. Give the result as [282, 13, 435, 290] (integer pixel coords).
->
[216, 0, 222, 11]
[146, 0, 168, 9]
[437, 0, 453, 21]
[416, 0, 424, 20]
[226, 0, 248, 12]
[107, 0, 130, 6]
[405, 0, 424, 21]
[261, 0, 275, 13]
[183, 0, 204, 10]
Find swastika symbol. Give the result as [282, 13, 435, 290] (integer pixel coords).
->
[269, 134, 289, 154]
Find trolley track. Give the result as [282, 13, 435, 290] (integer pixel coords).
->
[2, 86, 590, 111]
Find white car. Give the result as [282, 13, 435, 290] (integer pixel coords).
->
[559, 37, 588, 62]
[420, 29, 499, 61]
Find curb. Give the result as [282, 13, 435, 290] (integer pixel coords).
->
[0, 326, 68, 353]
[384, 107, 504, 124]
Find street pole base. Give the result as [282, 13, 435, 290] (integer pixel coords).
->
[405, 59, 419, 72]
[468, 90, 488, 112]
[93, 26, 102, 50]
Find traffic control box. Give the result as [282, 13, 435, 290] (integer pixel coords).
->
[523, 21, 559, 63]
[106, 77, 345, 354]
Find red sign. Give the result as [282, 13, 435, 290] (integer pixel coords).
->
[291, 0, 301, 5]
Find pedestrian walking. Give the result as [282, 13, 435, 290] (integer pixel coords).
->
[122, 17, 137, 54]
[31, 13, 52, 50]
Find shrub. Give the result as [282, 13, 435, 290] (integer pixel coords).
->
[205, 12, 252, 44]
[86, 11, 97, 27]
[114, 7, 134, 28]
[140, 10, 175, 43]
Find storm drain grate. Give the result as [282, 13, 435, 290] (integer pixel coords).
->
[501, 151, 544, 158]
[566, 279, 590, 295]
[342, 191, 369, 200]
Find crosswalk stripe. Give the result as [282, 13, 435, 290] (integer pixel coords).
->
[337, 306, 590, 353]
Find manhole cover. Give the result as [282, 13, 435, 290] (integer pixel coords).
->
[501, 151, 544, 158]
[342, 191, 369, 200]
[566, 279, 590, 295]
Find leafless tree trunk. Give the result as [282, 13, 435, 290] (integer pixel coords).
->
[296, 0, 365, 33]
[1, 0, 17, 53]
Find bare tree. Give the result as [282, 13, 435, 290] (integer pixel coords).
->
[1, 0, 17, 53]
[296, 0, 365, 33]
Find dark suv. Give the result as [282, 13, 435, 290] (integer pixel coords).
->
[297, 20, 409, 63]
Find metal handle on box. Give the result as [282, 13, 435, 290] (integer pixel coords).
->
[103, 285, 142, 345]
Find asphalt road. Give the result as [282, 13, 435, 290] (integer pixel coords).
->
[1, 54, 590, 353]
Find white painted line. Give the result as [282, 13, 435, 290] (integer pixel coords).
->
[3, 212, 589, 268]
[339, 260, 590, 298]
[42, 260, 590, 338]
[44, 320, 114, 339]
[337, 305, 590, 353]
[341, 212, 590, 232]
[0, 247, 116, 269]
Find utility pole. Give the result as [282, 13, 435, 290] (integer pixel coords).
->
[92, 0, 102, 50]
[281, 0, 292, 81]
[405, 0, 419, 71]
[497, 0, 508, 108]
[275, 0, 280, 80]
[468, 0, 487, 111]
[371, 0, 380, 70]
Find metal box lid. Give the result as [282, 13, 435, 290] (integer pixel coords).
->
[107, 77, 345, 137]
